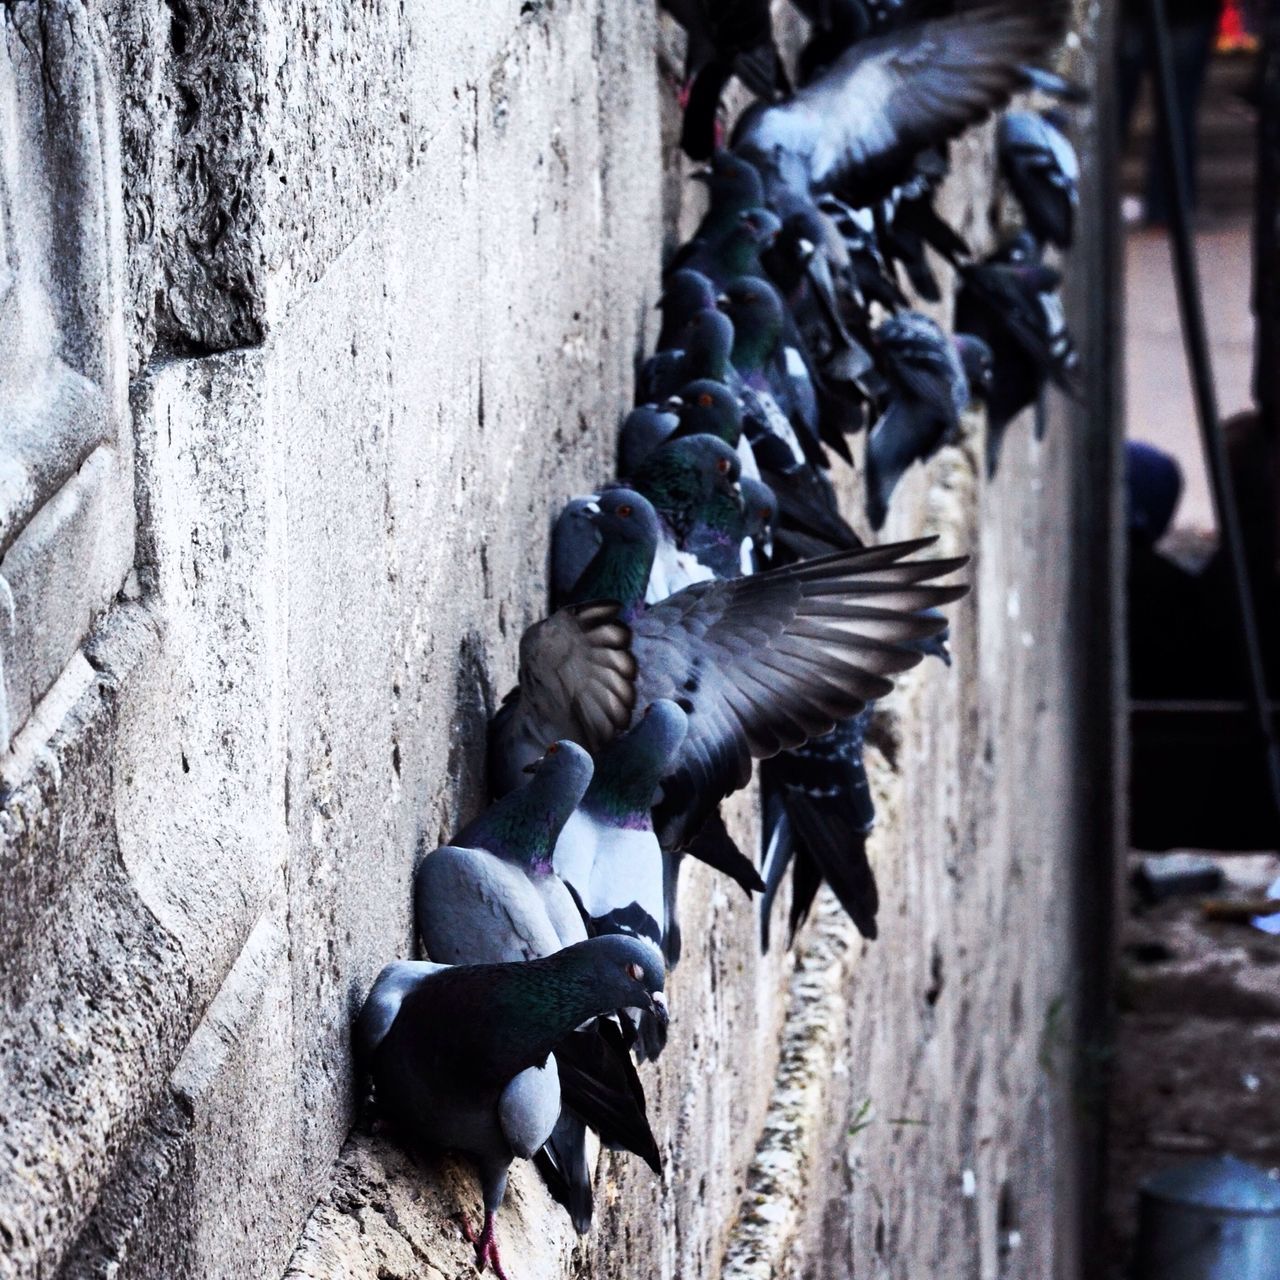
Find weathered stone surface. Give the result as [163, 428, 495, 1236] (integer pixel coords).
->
[0, 1, 134, 753]
[0, 3, 1118, 1279]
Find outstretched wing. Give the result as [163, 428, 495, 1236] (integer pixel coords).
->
[632, 539, 967, 846]
[734, 0, 1069, 201]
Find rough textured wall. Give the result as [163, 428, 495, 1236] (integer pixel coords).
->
[0, 3, 1117, 1279]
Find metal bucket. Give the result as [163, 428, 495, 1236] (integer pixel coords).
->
[1137, 1155, 1280, 1280]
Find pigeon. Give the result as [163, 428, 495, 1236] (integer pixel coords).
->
[662, 0, 790, 160]
[733, 0, 1070, 219]
[618, 403, 682, 477]
[875, 148, 970, 304]
[681, 151, 768, 255]
[489, 489, 969, 861]
[554, 700, 689, 1056]
[997, 109, 1080, 250]
[864, 311, 969, 529]
[954, 232, 1081, 473]
[759, 705, 878, 946]
[655, 269, 722, 351]
[417, 742, 594, 963]
[953, 332, 995, 406]
[637, 307, 736, 404]
[355, 935, 667, 1279]
[817, 195, 909, 318]
[630, 433, 745, 594]
[673, 206, 783, 288]
[717, 275, 828, 468]
[416, 742, 663, 1233]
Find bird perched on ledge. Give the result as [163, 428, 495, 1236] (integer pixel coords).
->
[355, 936, 667, 1280]
[490, 489, 968, 859]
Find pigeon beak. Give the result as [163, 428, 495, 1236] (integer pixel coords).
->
[715, 293, 731, 312]
[797, 237, 816, 259]
[649, 990, 670, 1028]
[689, 167, 713, 183]
[661, 395, 684, 412]
[582, 500, 602, 519]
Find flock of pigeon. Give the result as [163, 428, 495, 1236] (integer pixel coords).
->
[355, 1, 1084, 1274]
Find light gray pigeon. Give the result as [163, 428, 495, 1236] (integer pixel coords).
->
[554, 700, 688, 1058]
[355, 936, 666, 1279]
[416, 740, 594, 963]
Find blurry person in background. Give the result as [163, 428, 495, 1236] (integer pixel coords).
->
[1117, 0, 1225, 226]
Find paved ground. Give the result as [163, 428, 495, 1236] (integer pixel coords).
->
[1124, 222, 1254, 535]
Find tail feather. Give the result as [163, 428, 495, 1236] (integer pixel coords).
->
[554, 1022, 661, 1173]
[536, 1111, 594, 1234]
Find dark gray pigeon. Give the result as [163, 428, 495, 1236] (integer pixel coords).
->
[355, 936, 666, 1279]
[998, 109, 1079, 250]
[416, 741, 595, 963]
[618, 404, 681, 480]
[864, 311, 969, 530]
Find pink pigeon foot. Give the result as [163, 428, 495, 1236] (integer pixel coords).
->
[459, 1211, 511, 1280]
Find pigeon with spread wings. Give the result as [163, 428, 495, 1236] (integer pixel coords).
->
[491, 492, 968, 854]
[732, 0, 1071, 215]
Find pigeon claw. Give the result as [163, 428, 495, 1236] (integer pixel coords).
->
[460, 1211, 511, 1280]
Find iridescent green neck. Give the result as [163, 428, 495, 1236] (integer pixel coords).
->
[571, 537, 654, 615]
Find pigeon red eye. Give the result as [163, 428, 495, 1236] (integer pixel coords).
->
[626, 962, 645, 981]
[716, 459, 731, 474]
[698, 393, 713, 407]
[546, 743, 559, 755]
[759, 508, 771, 519]
[617, 504, 632, 518]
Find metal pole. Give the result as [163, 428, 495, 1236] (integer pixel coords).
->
[1144, 0, 1280, 825]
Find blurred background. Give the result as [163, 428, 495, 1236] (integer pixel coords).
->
[1110, 1, 1280, 1273]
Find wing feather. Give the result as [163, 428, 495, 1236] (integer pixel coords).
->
[634, 540, 968, 847]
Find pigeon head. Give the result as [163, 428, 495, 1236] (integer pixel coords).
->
[633, 434, 742, 539]
[674, 379, 743, 446]
[618, 404, 679, 476]
[455, 740, 593, 873]
[679, 307, 735, 381]
[584, 488, 663, 547]
[716, 275, 784, 372]
[571, 489, 661, 615]
[584, 699, 689, 828]
[740, 477, 777, 545]
[993, 230, 1042, 267]
[656, 269, 718, 346]
[691, 150, 765, 212]
[553, 935, 668, 1027]
[730, 205, 782, 249]
[953, 334, 994, 400]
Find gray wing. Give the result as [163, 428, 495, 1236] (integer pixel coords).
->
[499, 1058, 562, 1159]
[735, 1, 1068, 198]
[632, 539, 968, 843]
[415, 845, 564, 964]
[354, 960, 448, 1065]
[509, 602, 637, 769]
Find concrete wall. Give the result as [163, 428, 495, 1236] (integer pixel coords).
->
[0, 3, 1118, 1279]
